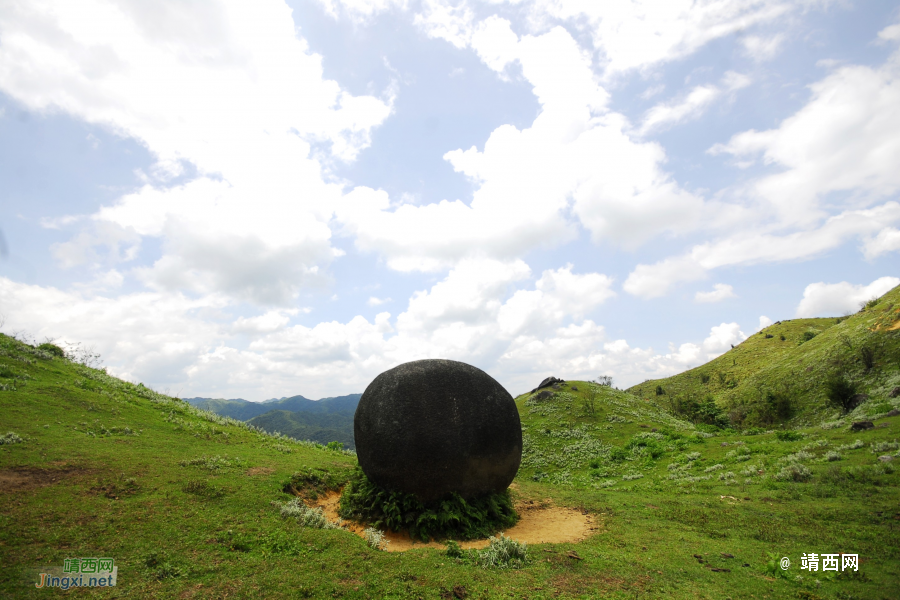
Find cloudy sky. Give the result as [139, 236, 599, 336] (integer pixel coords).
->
[1, 0, 899, 401]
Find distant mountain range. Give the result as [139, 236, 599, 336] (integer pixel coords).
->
[183, 393, 361, 449]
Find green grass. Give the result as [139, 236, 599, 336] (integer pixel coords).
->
[627, 285, 900, 429]
[2, 329, 900, 599]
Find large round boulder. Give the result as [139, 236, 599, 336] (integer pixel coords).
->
[354, 359, 522, 502]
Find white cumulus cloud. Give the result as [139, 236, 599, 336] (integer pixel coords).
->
[695, 283, 737, 303]
[795, 276, 900, 318]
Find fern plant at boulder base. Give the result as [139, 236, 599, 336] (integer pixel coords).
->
[337, 467, 518, 542]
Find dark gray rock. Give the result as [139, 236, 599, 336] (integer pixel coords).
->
[530, 376, 564, 393]
[532, 390, 553, 401]
[878, 455, 894, 462]
[885, 408, 900, 417]
[850, 421, 874, 432]
[354, 359, 522, 502]
[848, 393, 869, 410]
[889, 387, 900, 398]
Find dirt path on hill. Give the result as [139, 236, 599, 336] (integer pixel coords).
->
[311, 491, 600, 552]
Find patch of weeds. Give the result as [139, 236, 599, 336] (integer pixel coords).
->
[607, 447, 628, 461]
[180, 454, 248, 472]
[477, 534, 528, 569]
[837, 439, 865, 451]
[622, 472, 644, 481]
[0, 431, 24, 445]
[276, 497, 339, 529]
[761, 553, 792, 579]
[824, 451, 842, 462]
[325, 441, 344, 451]
[282, 466, 353, 500]
[364, 527, 389, 550]
[685, 452, 701, 462]
[703, 464, 724, 473]
[870, 440, 899, 454]
[338, 467, 518, 541]
[775, 430, 804, 442]
[775, 464, 811, 482]
[144, 552, 185, 580]
[93, 474, 142, 499]
[182, 479, 226, 499]
[445, 540, 464, 558]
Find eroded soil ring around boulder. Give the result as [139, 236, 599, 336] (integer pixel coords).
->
[310, 491, 600, 552]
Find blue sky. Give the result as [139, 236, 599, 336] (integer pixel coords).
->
[1, 0, 898, 400]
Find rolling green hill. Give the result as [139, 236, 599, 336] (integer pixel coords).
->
[247, 409, 356, 450]
[627, 284, 900, 429]
[2, 328, 899, 599]
[184, 394, 361, 449]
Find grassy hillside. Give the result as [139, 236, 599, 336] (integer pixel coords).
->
[185, 394, 361, 449]
[2, 332, 900, 599]
[627, 284, 900, 429]
[247, 409, 356, 450]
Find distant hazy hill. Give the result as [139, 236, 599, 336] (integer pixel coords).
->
[184, 393, 361, 448]
[626, 283, 900, 428]
[247, 409, 356, 450]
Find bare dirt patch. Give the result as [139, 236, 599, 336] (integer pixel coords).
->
[245, 467, 275, 477]
[310, 492, 600, 552]
[0, 466, 84, 493]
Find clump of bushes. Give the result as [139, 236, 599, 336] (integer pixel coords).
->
[338, 467, 518, 542]
[477, 534, 528, 569]
[775, 464, 811, 482]
[775, 430, 804, 442]
[282, 466, 354, 500]
[824, 371, 859, 413]
[277, 497, 340, 529]
[37, 343, 65, 358]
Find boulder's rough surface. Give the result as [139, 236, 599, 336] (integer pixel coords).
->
[850, 420, 874, 432]
[354, 359, 522, 502]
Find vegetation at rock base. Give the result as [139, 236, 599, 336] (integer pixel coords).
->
[338, 466, 519, 542]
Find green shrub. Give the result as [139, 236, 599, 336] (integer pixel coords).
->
[607, 447, 628, 462]
[700, 373, 710, 384]
[824, 372, 858, 413]
[775, 430, 804, 442]
[338, 467, 518, 542]
[445, 540, 464, 558]
[800, 331, 818, 343]
[325, 441, 344, 451]
[775, 464, 811, 482]
[37, 343, 65, 358]
[477, 534, 528, 569]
